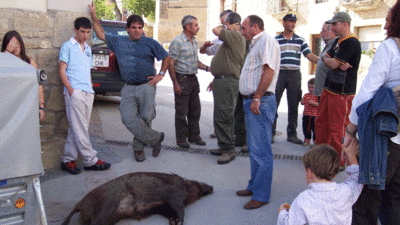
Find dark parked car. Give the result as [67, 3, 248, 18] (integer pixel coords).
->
[91, 20, 127, 96]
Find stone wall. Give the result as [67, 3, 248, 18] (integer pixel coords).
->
[0, 8, 91, 170]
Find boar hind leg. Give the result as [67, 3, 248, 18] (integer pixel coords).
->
[166, 198, 185, 224]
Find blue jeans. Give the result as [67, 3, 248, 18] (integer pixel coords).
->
[244, 95, 276, 202]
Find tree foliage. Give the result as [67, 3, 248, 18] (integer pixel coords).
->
[123, 0, 156, 21]
[94, 0, 116, 20]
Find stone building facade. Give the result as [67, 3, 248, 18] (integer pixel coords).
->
[0, 5, 92, 170]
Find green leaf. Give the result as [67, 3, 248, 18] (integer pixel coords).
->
[94, 0, 116, 20]
[123, 0, 156, 22]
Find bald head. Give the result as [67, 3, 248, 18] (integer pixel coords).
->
[320, 22, 336, 42]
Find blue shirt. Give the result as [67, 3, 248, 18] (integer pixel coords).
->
[105, 34, 168, 84]
[59, 37, 94, 93]
[275, 33, 311, 70]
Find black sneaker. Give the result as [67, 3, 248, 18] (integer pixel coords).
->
[61, 161, 81, 175]
[84, 159, 111, 171]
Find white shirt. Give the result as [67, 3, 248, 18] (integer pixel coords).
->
[349, 38, 400, 144]
[205, 38, 223, 56]
[277, 165, 363, 225]
[239, 31, 281, 95]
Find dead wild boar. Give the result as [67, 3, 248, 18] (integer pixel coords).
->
[62, 172, 213, 225]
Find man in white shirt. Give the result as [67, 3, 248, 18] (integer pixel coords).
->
[235, 15, 281, 209]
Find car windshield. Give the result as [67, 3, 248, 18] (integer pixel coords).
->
[93, 25, 128, 47]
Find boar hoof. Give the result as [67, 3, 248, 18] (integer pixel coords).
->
[169, 218, 183, 225]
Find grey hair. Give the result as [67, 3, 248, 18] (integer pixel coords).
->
[324, 22, 332, 31]
[220, 9, 233, 18]
[182, 15, 197, 30]
[225, 12, 242, 26]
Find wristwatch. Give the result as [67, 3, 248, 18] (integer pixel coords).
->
[159, 71, 165, 76]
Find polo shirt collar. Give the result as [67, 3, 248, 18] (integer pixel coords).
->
[181, 32, 196, 42]
[251, 31, 266, 46]
[69, 37, 89, 49]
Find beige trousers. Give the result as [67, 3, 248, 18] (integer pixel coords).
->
[62, 89, 98, 166]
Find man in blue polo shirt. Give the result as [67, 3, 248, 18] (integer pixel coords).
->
[273, 14, 319, 145]
[90, 4, 169, 162]
[59, 17, 111, 174]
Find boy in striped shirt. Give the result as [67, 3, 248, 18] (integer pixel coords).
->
[300, 78, 319, 146]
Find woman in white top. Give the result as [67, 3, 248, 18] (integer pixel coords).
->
[344, 3, 400, 225]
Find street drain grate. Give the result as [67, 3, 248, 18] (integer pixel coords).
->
[101, 139, 302, 160]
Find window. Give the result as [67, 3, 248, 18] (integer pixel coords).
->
[309, 34, 322, 75]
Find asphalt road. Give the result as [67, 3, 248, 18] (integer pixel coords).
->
[41, 64, 349, 224]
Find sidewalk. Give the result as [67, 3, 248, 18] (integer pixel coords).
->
[40, 63, 347, 224]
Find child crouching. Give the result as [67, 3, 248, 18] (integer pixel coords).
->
[277, 142, 363, 224]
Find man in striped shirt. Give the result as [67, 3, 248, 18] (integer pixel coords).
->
[272, 14, 319, 145]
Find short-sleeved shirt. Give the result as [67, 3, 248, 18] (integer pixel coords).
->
[324, 36, 361, 95]
[210, 28, 246, 78]
[59, 37, 94, 93]
[275, 33, 312, 70]
[239, 31, 281, 95]
[205, 38, 223, 56]
[169, 32, 199, 74]
[105, 34, 168, 84]
[314, 38, 337, 96]
[302, 92, 319, 117]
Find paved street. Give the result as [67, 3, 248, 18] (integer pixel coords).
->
[41, 60, 347, 224]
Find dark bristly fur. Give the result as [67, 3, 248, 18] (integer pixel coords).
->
[62, 172, 213, 225]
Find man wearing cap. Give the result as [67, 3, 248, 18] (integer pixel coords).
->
[273, 13, 319, 145]
[315, 12, 361, 169]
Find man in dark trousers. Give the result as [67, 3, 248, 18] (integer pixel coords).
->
[273, 14, 319, 145]
[169, 15, 211, 149]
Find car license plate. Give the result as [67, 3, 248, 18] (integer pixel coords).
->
[93, 54, 109, 67]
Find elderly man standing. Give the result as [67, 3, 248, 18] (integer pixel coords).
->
[314, 22, 337, 98]
[207, 12, 246, 164]
[316, 12, 361, 169]
[273, 14, 319, 145]
[236, 15, 281, 209]
[169, 15, 210, 148]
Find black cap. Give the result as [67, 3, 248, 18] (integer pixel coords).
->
[283, 13, 297, 21]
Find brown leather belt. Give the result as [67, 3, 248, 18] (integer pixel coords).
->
[243, 92, 274, 99]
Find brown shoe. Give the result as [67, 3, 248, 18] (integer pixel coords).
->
[177, 141, 190, 148]
[217, 152, 236, 164]
[236, 189, 253, 197]
[244, 200, 268, 210]
[189, 138, 206, 146]
[240, 146, 249, 153]
[210, 148, 222, 156]
[153, 132, 164, 157]
[210, 133, 217, 138]
[134, 150, 145, 162]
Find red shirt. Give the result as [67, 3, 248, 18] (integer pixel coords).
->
[303, 92, 318, 116]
